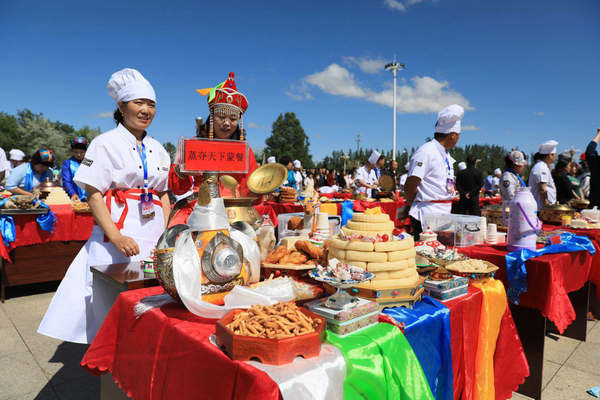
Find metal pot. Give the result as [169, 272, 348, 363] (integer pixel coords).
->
[223, 197, 261, 229]
[482, 204, 510, 227]
[569, 199, 590, 211]
[538, 203, 577, 225]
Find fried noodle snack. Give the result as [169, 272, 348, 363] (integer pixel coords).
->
[226, 302, 319, 339]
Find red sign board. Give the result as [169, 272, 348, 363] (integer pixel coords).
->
[179, 138, 249, 174]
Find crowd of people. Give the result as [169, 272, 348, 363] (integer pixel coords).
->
[455, 137, 595, 216]
[270, 153, 409, 196]
[0, 136, 90, 201]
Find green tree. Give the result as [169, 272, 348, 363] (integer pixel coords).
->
[0, 109, 101, 165]
[163, 141, 177, 162]
[264, 112, 314, 168]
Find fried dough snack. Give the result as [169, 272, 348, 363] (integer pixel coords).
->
[287, 216, 304, 231]
[265, 246, 289, 264]
[295, 240, 323, 260]
[280, 251, 309, 265]
[226, 302, 319, 339]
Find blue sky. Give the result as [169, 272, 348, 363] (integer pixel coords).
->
[1, 0, 599, 162]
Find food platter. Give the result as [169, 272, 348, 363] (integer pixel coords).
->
[247, 163, 288, 194]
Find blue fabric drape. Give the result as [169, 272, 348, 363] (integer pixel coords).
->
[32, 199, 56, 233]
[341, 200, 354, 227]
[0, 197, 15, 246]
[505, 232, 596, 304]
[381, 296, 453, 400]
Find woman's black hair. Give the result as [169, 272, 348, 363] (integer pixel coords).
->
[504, 155, 515, 169]
[196, 114, 242, 140]
[31, 150, 54, 167]
[280, 155, 292, 166]
[113, 104, 126, 125]
[552, 160, 568, 179]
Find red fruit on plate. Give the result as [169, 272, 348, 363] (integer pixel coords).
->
[382, 234, 389, 242]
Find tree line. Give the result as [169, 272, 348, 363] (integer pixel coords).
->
[0, 109, 177, 165]
[0, 108, 513, 177]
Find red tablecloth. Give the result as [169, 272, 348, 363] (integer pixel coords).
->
[542, 225, 600, 299]
[0, 205, 94, 262]
[459, 244, 593, 333]
[445, 286, 528, 400]
[261, 201, 304, 216]
[82, 286, 281, 400]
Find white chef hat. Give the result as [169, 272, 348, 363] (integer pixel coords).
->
[458, 161, 467, 171]
[107, 68, 156, 103]
[293, 160, 301, 168]
[267, 156, 276, 164]
[494, 168, 502, 175]
[368, 150, 381, 165]
[9, 149, 25, 161]
[539, 140, 558, 155]
[435, 104, 464, 134]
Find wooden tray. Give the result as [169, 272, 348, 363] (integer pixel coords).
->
[0, 208, 49, 215]
[261, 262, 316, 271]
[215, 307, 326, 365]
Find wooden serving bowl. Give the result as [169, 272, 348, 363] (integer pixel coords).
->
[215, 307, 326, 365]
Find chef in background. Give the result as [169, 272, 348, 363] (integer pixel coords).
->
[529, 140, 558, 210]
[403, 104, 464, 237]
[355, 150, 380, 198]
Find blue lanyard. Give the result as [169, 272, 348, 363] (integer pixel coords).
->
[136, 143, 149, 191]
[508, 168, 526, 187]
[445, 155, 453, 178]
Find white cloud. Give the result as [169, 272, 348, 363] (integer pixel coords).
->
[384, 0, 431, 12]
[533, 111, 544, 116]
[462, 124, 481, 131]
[247, 121, 268, 130]
[94, 111, 113, 118]
[285, 82, 314, 101]
[299, 63, 472, 114]
[342, 56, 388, 74]
[305, 64, 368, 98]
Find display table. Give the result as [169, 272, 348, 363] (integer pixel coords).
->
[383, 286, 528, 400]
[81, 286, 302, 400]
[0, 205, 95, 301]
[459, 244, 593, 399]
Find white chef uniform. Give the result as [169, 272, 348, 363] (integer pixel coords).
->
[529, 160, 556, 210]
[38, 124, 170, 343]
[354, 166, 377, 198]
[408, 139, 456, 222]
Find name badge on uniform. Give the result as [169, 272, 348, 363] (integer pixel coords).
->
[140, 192, 155, 219]
[446, 178, 455, 194]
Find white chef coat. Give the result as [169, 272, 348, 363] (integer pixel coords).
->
[38, 124, 170, 344]
[294, 171, 303, 192]
[399, 173, 408, 188]
[408, 139, 455, 222]
[354, 165, 377, 198]
[0, 147, 10, 177]
[529, 160, 556, 211]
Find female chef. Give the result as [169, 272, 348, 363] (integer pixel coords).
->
[499, 150, 527, 202]
[5, 149, 55, 195]
[38, 68, 171, 344]
[168, 72, 258, 227]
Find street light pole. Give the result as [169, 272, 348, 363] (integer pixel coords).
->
[384, 61, 405, 161]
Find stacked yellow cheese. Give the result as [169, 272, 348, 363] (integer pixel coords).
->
[43, 187, 72, 205]
[331, 212, 418, 290]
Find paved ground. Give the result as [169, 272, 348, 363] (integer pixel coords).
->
[0, 283, 598, 400]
